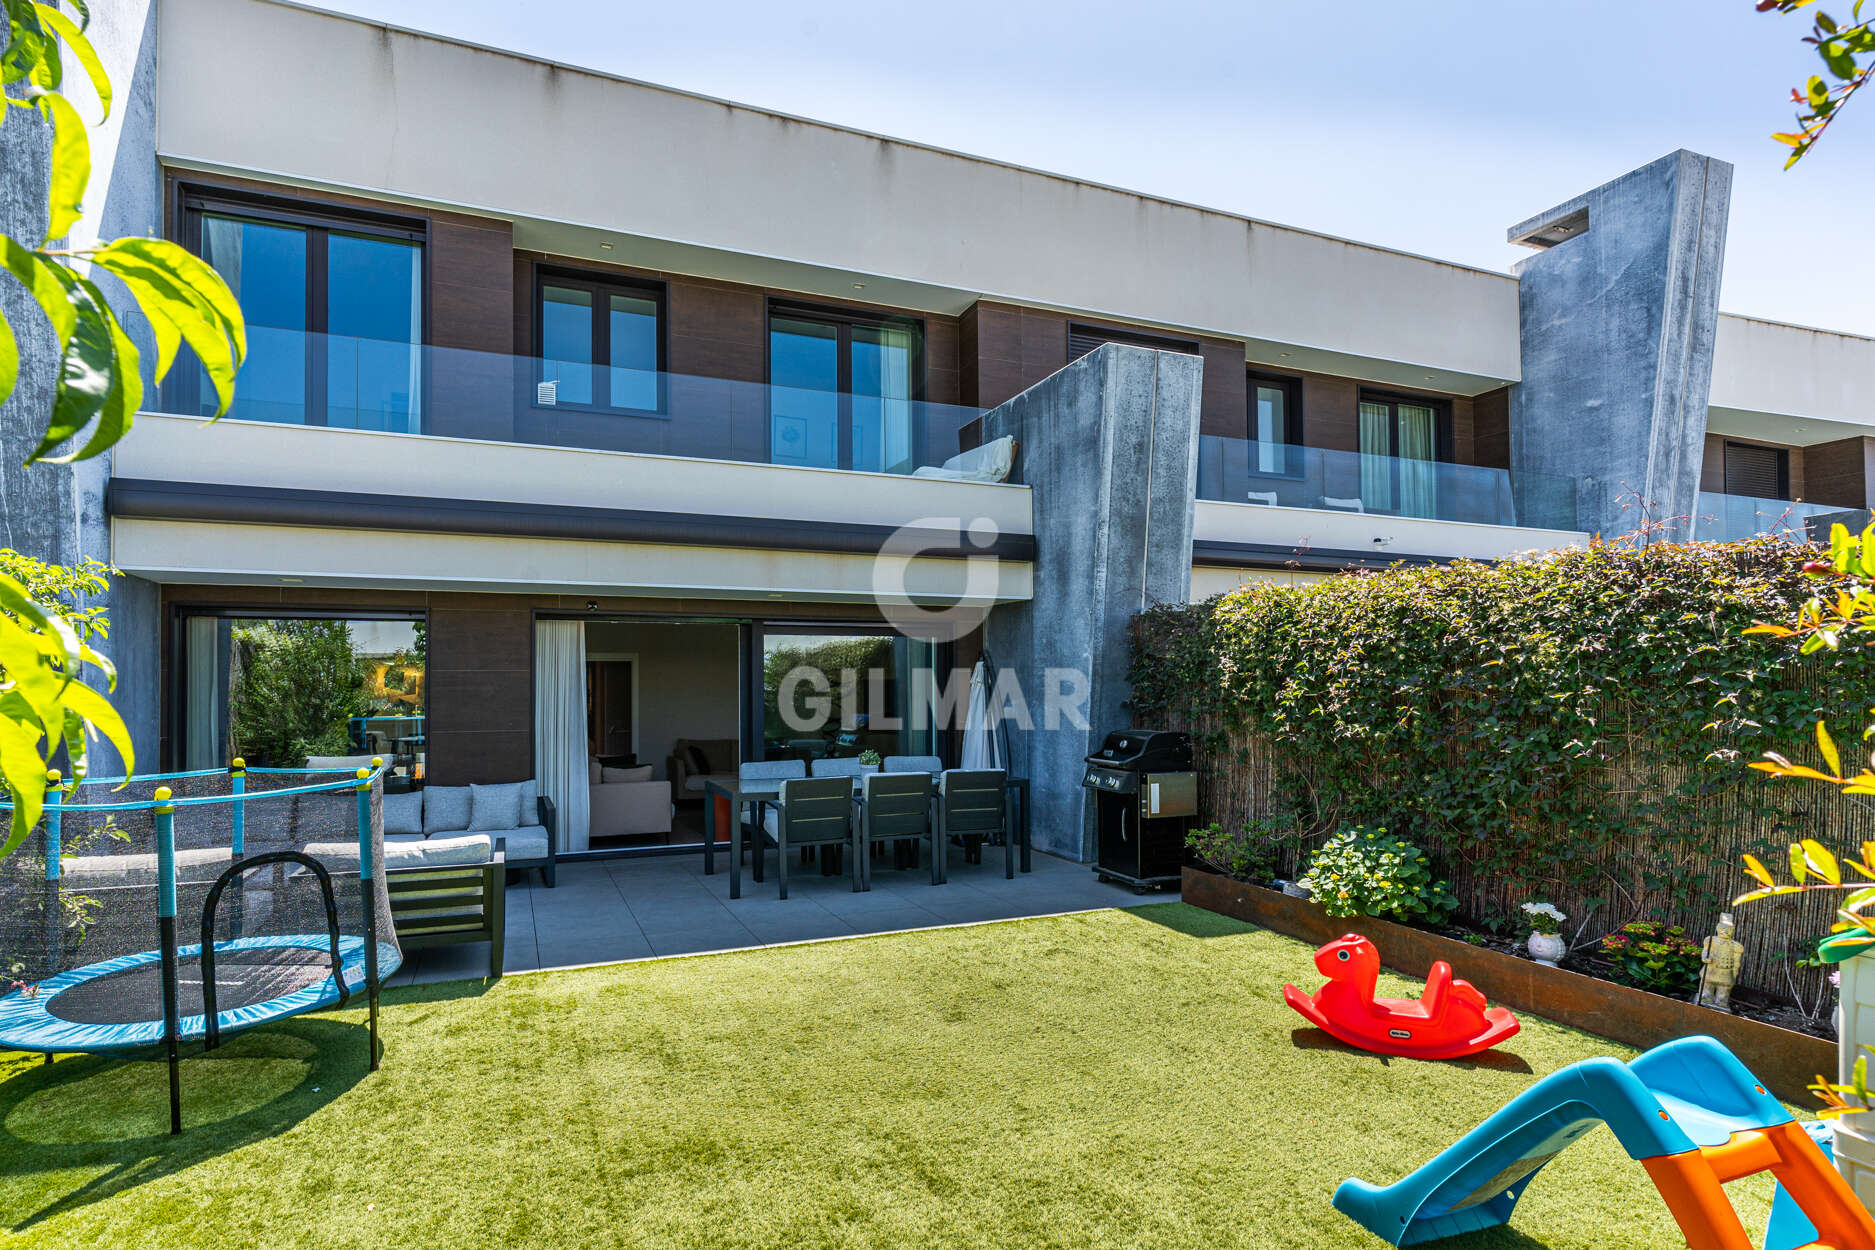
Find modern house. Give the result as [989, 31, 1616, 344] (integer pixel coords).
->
[4, 0, 1873, 863]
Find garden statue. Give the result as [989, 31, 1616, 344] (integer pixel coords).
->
[1698, 913, 1746, 1012]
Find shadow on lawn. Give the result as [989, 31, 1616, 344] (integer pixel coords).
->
[1289, 1026, 1535, 1074]
[0, 1012, 383, 1232]
[1118, 901, 1252, 939]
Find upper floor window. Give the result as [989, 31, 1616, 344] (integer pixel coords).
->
[767, 302, 923, 473]
[1247, 372, 1302, 474]
[1357, 391, 1452, 518]
[534, 268, 665, 413]
[177, 187, 424, 432]
[1722, 441, 1790, 501]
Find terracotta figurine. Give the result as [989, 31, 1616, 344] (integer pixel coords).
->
[1697, 912, 1745, 1012]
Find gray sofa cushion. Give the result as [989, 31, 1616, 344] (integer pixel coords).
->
[306, 833, 493, 871]
[497, 826, 551, 861]
[517, 779, 539, 823]
[384, 790, 424, 836]
[469, 782, 526, 832]
[601, 764, 653, 783]
[423, 785, 473, 834]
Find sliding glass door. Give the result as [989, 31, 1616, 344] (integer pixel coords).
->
[768, 305, 921, 473]
[1358, 395, 1445, 518]
[755, 628, 942, 765]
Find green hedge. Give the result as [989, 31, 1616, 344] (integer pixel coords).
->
[1131, 539, 1875, 996]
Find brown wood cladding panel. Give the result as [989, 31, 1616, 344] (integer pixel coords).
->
[429, 217, 515, 353]
[1199, 341, 1248, 439]
[1472, 387, 1511, 470]
[1806, 436, 1874, 508]
[965, 301, 1068, 408]
[1300, 373, 1361, 452]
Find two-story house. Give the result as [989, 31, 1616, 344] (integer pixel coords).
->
[5, 0, 1873, 862]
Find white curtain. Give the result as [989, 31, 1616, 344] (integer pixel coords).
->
[1358, 401, 1393, 511]
[1397, 403, 1438, 519]
[534, 620, 591, 853]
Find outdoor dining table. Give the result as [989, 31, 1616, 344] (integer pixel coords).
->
[702, 775, 1032, 899]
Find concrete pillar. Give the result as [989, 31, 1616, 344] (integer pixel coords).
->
[0, 3, 162, 772]
[1508, 150, 1732, 541]
[980, 344, 1202, 861]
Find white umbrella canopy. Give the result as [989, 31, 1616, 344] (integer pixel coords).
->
[959, 652, 1007, 771]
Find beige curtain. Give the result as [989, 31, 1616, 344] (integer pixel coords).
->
[534, 620, 591, 853]
[1397, 403, 1438, 519]
[1358, 401, 1393, 510]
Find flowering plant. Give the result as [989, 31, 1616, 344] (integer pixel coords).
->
[1299, 827, 1455, 924]
[1599, 921, 1703, 996]
[1520, 902, 1566, 936]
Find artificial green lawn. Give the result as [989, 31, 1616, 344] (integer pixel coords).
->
[0, 904, 1774, 1249]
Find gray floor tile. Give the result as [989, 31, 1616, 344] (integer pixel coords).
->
[535, 932, 656, 968]
[646, 926, 760, 957]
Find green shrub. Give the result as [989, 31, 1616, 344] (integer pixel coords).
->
[1185, 819, 1303, 884]
[1298, 827, 1456, 924]
[1128, 539, 1875, 988]
[1598, 921, 1703, 996]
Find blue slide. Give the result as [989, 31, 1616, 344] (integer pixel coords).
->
[1332, 1036, 1795, 1246]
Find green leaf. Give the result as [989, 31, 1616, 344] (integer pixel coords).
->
[91, 250, 230, 389]
[50, 281, 136, 462]
[31, 4, 107, 122]
[1821, 720, 1845, 777]
[92, 237, 245, 364]
[0, 305, 14, 410]
[35, 88, 87, 244]
[0, 233, 76, 350]
[25, 265, 111, 464]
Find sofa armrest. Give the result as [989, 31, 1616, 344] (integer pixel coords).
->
[536, 794, 559, 864]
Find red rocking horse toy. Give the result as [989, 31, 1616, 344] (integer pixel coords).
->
[1282, 933, 1520, 1060]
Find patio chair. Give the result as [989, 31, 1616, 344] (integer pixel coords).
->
[763, 775, 863, 899]
[738, 760, 804, 864]
[937, 770, 1016, 882]
[882, 755, 943, 775]
[857, 772, 937, 889]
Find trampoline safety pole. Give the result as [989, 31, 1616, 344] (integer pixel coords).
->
[42, 770, 62, 1067]
[357, 762, 382, 1071]
[154, 786, 183, 1135]
[229, 759, 246, 856]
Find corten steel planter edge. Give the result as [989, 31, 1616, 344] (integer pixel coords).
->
[1182, 866, 1834, 1106]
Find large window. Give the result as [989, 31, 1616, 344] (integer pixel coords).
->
[177, 189, 425, 431]
[176, 612, 427, 783]
[1247, 372, 1302, 475]
[534, 268, 664, 412]
[757, 628, 941, 764]
[768, 303, 923, 473]
[1358, 392, 1450, 518]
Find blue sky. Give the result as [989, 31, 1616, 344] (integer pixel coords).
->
[322, 0, 1875, 336]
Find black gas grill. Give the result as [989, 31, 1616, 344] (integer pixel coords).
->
[1082, 729, 1195, 892]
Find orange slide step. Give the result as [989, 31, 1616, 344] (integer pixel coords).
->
[1641, 1122, 1875, 1250]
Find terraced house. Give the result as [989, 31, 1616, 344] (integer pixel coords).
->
[5, 0, 1873, 865]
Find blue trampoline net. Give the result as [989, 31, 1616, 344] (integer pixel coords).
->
[0, 768, 399, 1052]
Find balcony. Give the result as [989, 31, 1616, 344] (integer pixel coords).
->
[157, 329, 986, 477]
[1691, 492, 1856, 543]
[1196, 436, 1578, 529]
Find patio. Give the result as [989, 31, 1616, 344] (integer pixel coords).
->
[388, 847, 1170, 982]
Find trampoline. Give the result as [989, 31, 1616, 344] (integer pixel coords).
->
[0, 761, 401, 1133]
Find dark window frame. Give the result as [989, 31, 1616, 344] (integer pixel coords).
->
[1066, 321, 1200, 363]
[165, 603, 430, 774]
[173, 184, 429, 429]
[1245, 370, 1306, 480]
[763, 298, 928, 471]
[1355, 388, 1456, 463]
[1722, 440, 1792, 501]
[530, 264, 670, 418]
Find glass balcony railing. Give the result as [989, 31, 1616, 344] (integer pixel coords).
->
[155, 330, 986, 478]
[1196, 436, 1580, 530]
[1691, 492, 1854, 543]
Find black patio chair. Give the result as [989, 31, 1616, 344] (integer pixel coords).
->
[857, 771, 937, 889]
[937, 770, 1015, 882]
[764, 775, 863, 899]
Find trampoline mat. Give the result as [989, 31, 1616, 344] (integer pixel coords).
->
[47, 946, 340, 1025]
